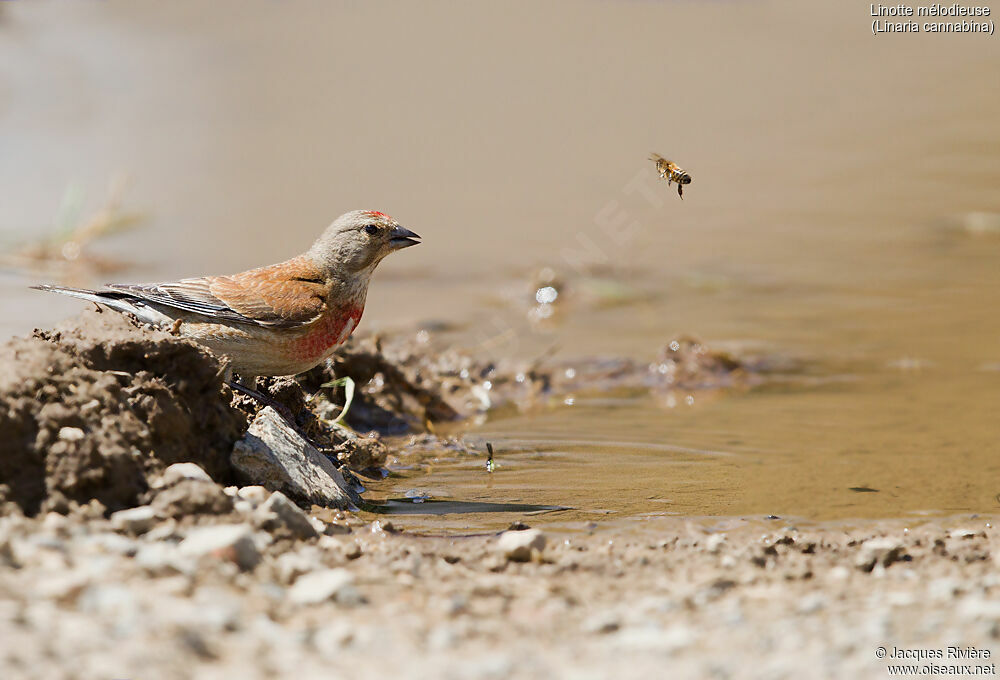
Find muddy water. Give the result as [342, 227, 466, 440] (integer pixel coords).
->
[2, 1, 999, 528]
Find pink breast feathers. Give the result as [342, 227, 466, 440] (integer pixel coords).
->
[291, 307, 363, 362]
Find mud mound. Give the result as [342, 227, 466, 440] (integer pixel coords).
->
[301, 334, 772, 434]
[0, 309, 245, 515]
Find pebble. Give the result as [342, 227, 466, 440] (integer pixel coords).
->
[255, 491, 319, 540]
[156, 462, 214, 488]
[143, 519, 180, 543]
[796, 593, 828, 614]
[110, 506, 157, 535]
[237, 485, 271, 505]
[949, 528, 982, 540]
[497, 529, 547, 562]
[614, 624, 693, 652]
[57, 426, 86, 442]
[41, 512, 70, 534]
[178, 525, 260, 571]
[274, 548, 323, 584]
[36, 572, 90, 604]
[135, 542, 196, 576]
[311, 620, 356, 651]
[580, 611, 621, 634]
[705, 533, 726, 554]
[80, 532, 138, 556]
[77, 583, 140, 623]
[855, 537, 906, 571]
[288, 568, 361, 606]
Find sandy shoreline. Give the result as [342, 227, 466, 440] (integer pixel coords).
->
[2, 503, 997, 679]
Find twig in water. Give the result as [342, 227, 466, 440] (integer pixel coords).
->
[486, 442, 496, 473]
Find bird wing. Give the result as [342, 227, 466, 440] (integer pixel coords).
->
[106, 255, 329, 329]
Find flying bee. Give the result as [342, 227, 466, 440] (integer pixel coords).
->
[649, 153, 692, 199]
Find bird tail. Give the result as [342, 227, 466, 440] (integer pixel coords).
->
[31, 284, 154, 321]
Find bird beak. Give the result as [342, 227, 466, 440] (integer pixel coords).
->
[389, 225, 421, 250]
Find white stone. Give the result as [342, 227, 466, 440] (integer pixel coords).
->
[156, 462, 213, 488]
[110, 506, 157, 534]
[36, 572, 90, 603]
[496, 529, 547, 562]
[855, 537, 905, 571]
[614, 624, 693, 652]
[274, 548, 323, 585]
[237, 485, 271, 505]
[135, 542, 195, 575]
[288, 568, 358, 605]
[178, 524, 260, 571]
[57, 426, 85, 442]
[255, 491, 318, 540]
[705, 533, 726, 554]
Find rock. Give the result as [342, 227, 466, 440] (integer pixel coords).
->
[949, 528, 982, 540]
[236, 485, 271, 505]
[231, 407, 362, 509]
[288, 568, 361, 606]
[855, 537, 908, 572]
[156, 462, 214, 488]
[178, 524, 260, 571]
[152, 479, 234, 518]
[581, 612, 621, 634]
[497, 528, 547, 562]
[135, 542, 195, 575]
[109, 506, 157, 534]
[614, 624, 693, 652]
[143, 519, 180, 543]
[81, 532, 138, 556]
[36, 571, 90, 604]
[274, 547, 323, 584]
[41, 512, 70, 534]
[705, 533, 726, 554]
[254, 491, 319, 540]
[57, 426, 85, 442]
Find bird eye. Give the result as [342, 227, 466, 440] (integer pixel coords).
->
[364, 224, 379, 235]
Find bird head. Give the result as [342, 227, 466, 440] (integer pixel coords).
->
[308, 210, 421, 275]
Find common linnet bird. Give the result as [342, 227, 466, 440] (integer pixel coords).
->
[33, 210, 420, 381]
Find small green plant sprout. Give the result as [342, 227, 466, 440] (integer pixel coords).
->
[319, 375, 356, 426]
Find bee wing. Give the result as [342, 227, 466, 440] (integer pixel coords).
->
[649, 152, 665, 162]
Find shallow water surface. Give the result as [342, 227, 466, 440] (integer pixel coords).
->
[1, 1, 998, 529]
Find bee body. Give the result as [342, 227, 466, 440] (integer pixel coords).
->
[650, 153, 692, 199]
